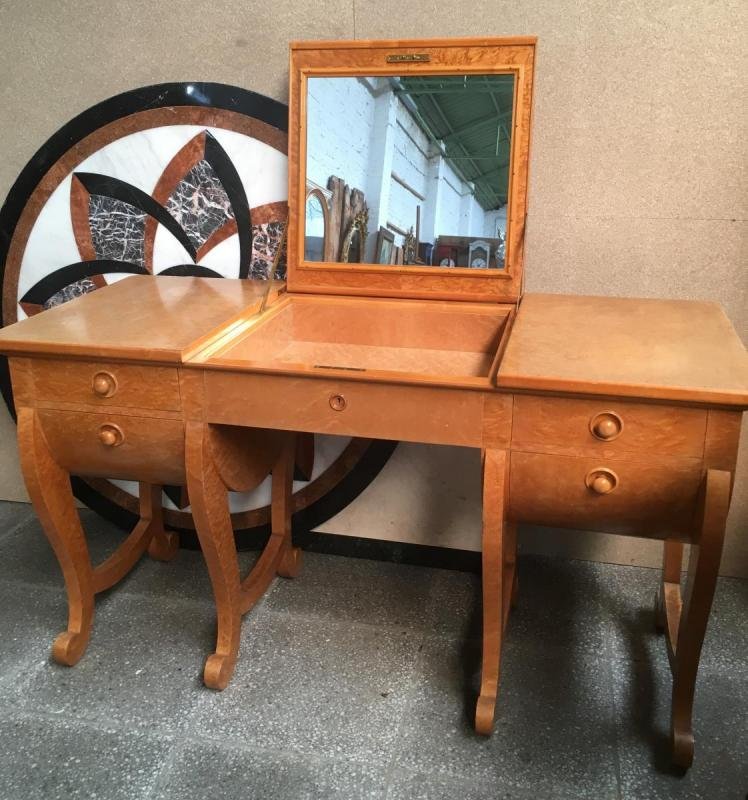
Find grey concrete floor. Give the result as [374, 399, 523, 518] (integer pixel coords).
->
[0, 500, 745, 800]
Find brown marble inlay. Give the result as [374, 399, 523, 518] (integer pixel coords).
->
[69, 175, 96, 262]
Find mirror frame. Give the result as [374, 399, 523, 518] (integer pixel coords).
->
[287, 37, 537, 303]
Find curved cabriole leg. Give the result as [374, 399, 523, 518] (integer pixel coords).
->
[186, 421, 243, 690]
[665, 469, 731, 769]
[17, 408, 94, 666]
[475, 448, 512, 736]
[237, 432, 300, 610]
[237, 432, 301, 612]
[92, 483, 178, 593]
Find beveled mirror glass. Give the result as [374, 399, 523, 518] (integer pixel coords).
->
[305, 74, 514, 268]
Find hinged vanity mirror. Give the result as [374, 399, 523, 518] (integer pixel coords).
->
[287, 37, 536, 303]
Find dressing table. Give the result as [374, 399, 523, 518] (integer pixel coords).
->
[0, 36, 745, 771]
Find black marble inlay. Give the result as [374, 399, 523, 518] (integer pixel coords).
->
[158, 264, 223, 278]
[42, 278, 99, 310]
[250, 221, 286, 280]
[167, 158, 233, 250]
[20, 260, 148, 305]
[75, 172, 196, 261]
[203, 132, 252, 278]
[88, 196, 146, 265]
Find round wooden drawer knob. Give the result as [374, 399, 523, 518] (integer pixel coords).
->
[98, 423, 124, 447]
[585, 468, 618, 495]
[590, 411, 623, 441]
[329, 394, 346, 411]
[92, 371, 117, 398]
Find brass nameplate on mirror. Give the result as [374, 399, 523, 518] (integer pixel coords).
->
[386, 53, 430, 63]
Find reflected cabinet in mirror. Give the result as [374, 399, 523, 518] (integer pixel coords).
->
[289, 38, 536, 302]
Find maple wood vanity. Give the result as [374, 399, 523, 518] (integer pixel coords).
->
[0, 36, 746, 771]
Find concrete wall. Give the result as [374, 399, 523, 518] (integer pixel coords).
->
[0, 0, 746, 576]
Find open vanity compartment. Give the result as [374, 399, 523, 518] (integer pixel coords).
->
[198, 293, 514, 386]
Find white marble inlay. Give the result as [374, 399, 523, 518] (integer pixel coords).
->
[18, 175, 81, 300]
[209, 128, 287, 210]
[151, 223, 195, 272]
[197, 233, 241, 278]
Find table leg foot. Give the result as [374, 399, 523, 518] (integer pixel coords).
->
[475, 693, 498, 735]
[277, 544, 302, 579]
[204, 649, 239, 691]
[148, 530, 179, 562]
[51, 629, 91, 667]
[671, 724, 694, 770]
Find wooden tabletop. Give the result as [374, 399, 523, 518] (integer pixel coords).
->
[498, 294, 748, 407]
[0, 276, 276, 364]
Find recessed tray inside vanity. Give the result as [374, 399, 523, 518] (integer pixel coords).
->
[195, 294, 514, 387]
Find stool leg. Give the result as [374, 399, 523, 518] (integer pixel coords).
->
[145, 484, 179, 562]
[17, 408, 94, 666]
[669, 469, 730, 769]
[186, 421, 243, 690]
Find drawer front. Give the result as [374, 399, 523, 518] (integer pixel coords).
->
[37, 410, 185, 485]
[204, 371, 492, 447]
[508, 451, 702, 536]
[512, 395, 706, 458]
[32, 359, 181, 411]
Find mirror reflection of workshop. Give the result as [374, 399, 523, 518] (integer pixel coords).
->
[304, 75, 514, 268]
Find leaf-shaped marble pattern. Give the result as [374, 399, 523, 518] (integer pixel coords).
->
[88, 196, 146, 266]
[166, 158, 234, 251]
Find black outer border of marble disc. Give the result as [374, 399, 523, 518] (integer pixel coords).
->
[0, 82, 397, 548]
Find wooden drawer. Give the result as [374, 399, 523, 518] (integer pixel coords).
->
[508, 451, 702, 536]
[202, 371, 510, 448]
[512, 395, 707, 458]
[37, 410, 185, 485]
[32, 359, 181, 411]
